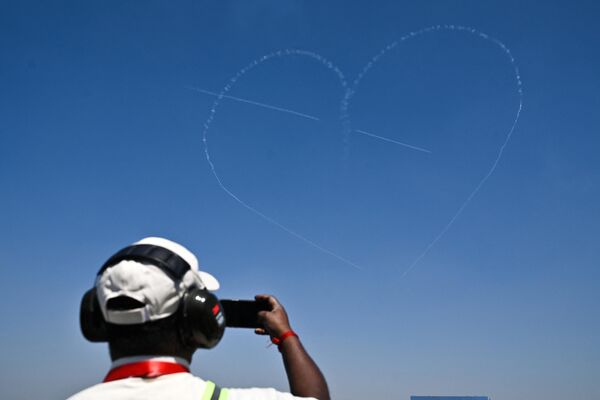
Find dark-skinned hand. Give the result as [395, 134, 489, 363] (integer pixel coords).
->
[254, 294, 292, 338]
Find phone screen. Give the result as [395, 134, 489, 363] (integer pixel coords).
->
[220, 299, 271, 328]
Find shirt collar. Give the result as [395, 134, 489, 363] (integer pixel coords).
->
[111, 355, 190, 369]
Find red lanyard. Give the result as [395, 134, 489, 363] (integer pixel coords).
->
[104, 361, 190, 382]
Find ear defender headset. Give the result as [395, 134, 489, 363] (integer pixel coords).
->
[80, 244, 226, 349]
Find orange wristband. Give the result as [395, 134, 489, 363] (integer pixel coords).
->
[271, 330, 298, 349]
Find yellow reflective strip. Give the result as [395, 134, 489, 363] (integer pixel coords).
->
[201, 381, 216, 400]
[218, 388, 230, 400]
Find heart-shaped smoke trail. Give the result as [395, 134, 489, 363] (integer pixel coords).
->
[195, 25, 523, 278]
[343, 25, 523, 277]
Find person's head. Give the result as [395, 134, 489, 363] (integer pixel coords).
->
[92, 237, 222, 362]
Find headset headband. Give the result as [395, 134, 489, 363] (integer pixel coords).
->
[97, 244, 191, 281]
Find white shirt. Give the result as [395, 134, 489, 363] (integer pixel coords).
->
[67, 356, 317, 400]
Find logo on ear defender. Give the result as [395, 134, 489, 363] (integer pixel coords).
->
[195, 295, 206, 303]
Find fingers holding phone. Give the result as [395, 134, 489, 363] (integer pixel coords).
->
[255, 294, 292, 338]
[219, 294, 292, 338]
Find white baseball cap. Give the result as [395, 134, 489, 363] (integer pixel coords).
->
[95, 237, 219, 325]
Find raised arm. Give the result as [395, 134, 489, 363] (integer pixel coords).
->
[255, 294, 330, 400]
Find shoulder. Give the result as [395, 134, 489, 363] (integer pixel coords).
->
[66, 373, 209, 400]
[66, 383, 107, 400]
[227, 387, 317, 400]
[66, 374, 316, 400]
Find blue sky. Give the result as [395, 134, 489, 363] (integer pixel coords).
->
[1, 1, 599, 399]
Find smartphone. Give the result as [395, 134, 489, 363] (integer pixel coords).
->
[220, 299, 271, 328]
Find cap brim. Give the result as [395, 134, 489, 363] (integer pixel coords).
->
[198, 270, 219, 291]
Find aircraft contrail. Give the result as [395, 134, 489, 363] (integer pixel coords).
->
[186, 86, 320, 121]
[188, 85, 431, 154]
[354, 129, 432, 154]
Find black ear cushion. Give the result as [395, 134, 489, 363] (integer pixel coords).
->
[178, 287, 226, 349]
[80, 288, 108, 342]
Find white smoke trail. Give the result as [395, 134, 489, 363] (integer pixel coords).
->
[340, 24, 523, 278]
[190, 85, 428, 152]
[186, 86, 320, 121]
[354, 129, 432, 154]
[199, 26, 523, 275]
[200, 49, 364, 270]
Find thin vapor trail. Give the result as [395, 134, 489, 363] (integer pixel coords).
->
[189, 85, 429, 153]
[198, 49, 364, 271]
[391, 25, 524, 278]
[400, 94, 522, 279]
[207, 175, 364, 271]
[186, 86, 320, 121]
[354, 129, 432, 153]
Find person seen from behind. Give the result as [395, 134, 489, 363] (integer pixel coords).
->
[69, 237, 330, 400]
